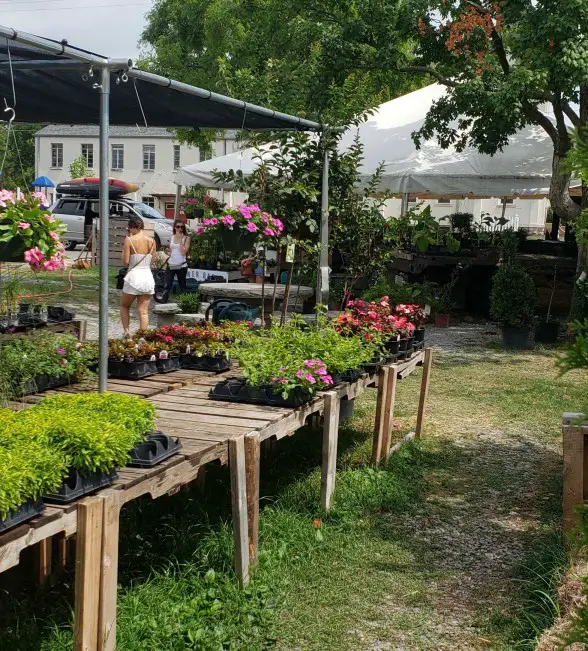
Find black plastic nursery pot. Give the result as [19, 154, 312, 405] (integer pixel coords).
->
[341, 368, 364, 383]
[48, 306, 75, 323]
[155, 356, 182, 374]
[0, 499, 45, 533]
[501, 326, 532, 350]
[108, 358, 158, 380]
[180, 353, 231, 373]
[385, 338, 400, 355]
[535, 320, 560, 344]
[128, 432, 182, 468]
[414, 327, 426, 343]
[363, 356, 384, 375]
[44, 468, 118, 504]
[21, 374, 71, 396]
[210, 377, 313, 408]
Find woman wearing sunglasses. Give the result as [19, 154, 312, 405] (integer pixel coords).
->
[165, 219, 191, 295]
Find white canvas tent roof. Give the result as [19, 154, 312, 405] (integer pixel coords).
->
[175, 84, 574, 198]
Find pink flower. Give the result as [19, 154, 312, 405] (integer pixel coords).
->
[17, 222, 31, 230]
[317, 367, 327, 376]
[323, 375, 334, 386]
[246, 222, 258, 233]
[42, 254, 65, 271]
[263, 228, 276, 237]
[209, 218, 218, 226]
[45, 215, 56, 223]
[49, 231, 61, 241]
[24, 247, 45, 266]
[248, 203, 261, 212]
[196, 227, 205, 236]
[304, 360, 316, 369]
[304, 373, 316, 384]
[280, 378, 288, 384]
[295, 369, 305, 379]
[367, 310, 377, 320]
[238, 205, 253, 219]
[222, 215, 236, 226]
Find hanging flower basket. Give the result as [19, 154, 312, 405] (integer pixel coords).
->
[0, 191, 66, 270]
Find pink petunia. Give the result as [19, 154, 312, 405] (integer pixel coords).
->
[295, 369, 305, 379]
[323, 375, 334, 385]
[304, 373, 316, 384]
[317, 367, 327, 376]
[263, 228, 275, 237]
[222, 215, 236, 226]
[246, 222, 258, 232]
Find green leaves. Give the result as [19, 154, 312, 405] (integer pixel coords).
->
[490, 262, 537, 328]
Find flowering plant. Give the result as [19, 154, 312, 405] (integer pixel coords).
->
[0, 191, 66, 271]
[394, 304, 427, 327]
[196, 203, 285, 247]
[334, 297, 416, 343]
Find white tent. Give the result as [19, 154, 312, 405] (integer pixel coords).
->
[175, 84, 572, 198]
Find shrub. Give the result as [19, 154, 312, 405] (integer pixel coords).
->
[490, 263, 537, 328]
[362, 275, 435, 306]
[177, 292, 201, 314]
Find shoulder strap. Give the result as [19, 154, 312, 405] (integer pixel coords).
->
[128, 236, 138, 254]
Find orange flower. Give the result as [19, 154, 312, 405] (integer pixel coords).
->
[313, 519, 322, 529]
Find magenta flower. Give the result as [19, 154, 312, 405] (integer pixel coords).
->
[222, 215, 236, 226]
[280, 378, 288, 384]
[323, 375, 334, 385]
[24, 247, 45, 266]
[196, 227, 205, 235]
[248, 203, 261, 212]
[49, 231, 61, 241]
[263, 228, 276, 237]
[43, 254, 65, 271]
[238, 205, 253, 219]
[246, 222, 258, 233]
[209, 217, 218, 226]
[45, 215, 56, 223]
[18, 222, 31, 230]
[295, 369, 305, 379]
[304, 373, 316, 384]
[56, 348, 66, 355]
[304, 360, 316, 369]
[317, 367, 327, 376]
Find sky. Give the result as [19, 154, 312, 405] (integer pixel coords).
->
[1, 0, 153, 58]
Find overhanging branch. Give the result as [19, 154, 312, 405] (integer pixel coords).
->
[397, 66, 459, 87]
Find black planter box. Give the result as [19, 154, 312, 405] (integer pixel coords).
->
[20, 374, 71, 397]
[128, 432, 182, 468]
[535, 321, 560, 344]
[108, 358, 158, 380]
[156, 356, 182, 374]
[210, 377, 312, 408]
[0, 499, 45, 534]
[44, 468, 118, 504]
[48, 306, 75, 323]
[180, 353, 231, 373]
[341, 368, 364, 383]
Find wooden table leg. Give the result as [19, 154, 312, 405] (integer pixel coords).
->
[98, 491, 121, 651]
[230, 436, 250, 587]
[36, 537, 52, 586]
[245, 433, 261, 570]
[321, 392, 341, 512]
[563, 425, 585, 531]
[415, 348, 433, 439]
[371, 366, 390, 466]
[73, 497, 104, 651]
[381, 366, 398, 462]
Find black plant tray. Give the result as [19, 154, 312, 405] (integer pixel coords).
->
[341, 368, 364, 383]
[108, 359, 158, 380]
[363, 357, 384, 375]
[44, 468, 118, 504]
[20, 374, 71, 396]
[210, 377, 312, 408]
[383, 352, 400, 363]
[48, 306, 76, 323]
[413, 340, 425, 351]
[0, 499, 45, 534]
[156, 356, 182, 374]
[128, 432, 182, 468]
[180, 353, 231, 373]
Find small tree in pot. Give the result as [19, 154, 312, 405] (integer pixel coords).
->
[490, 263, 537, 348]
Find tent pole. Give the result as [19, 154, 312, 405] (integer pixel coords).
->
[401, 193, 409, 216]
[174, 184, 182, 220]
[98, 67, 111, 393]
[317, 132, 330, 306]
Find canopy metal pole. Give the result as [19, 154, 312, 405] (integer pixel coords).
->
[400, 193, 410, 215]
[317, 134, 330, 306]
[98, 67, 111, 393]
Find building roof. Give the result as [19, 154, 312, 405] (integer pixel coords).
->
[35, 125, 173, 138]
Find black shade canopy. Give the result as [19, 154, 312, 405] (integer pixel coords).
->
[0, 26, 322, 131]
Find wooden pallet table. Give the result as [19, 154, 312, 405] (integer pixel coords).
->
[0, 349, 433, 651]
[562, 412, 588, 531]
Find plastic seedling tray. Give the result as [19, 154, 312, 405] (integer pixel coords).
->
[210, 377, 312, 408]
[180, 353, 231, 373]
[155, 356, 182, 374]
[44, 468, 118, 504]
[128, 432, 182, 468]
[0, 499, 45, 534]
[108, 359, 158, 380]
[48, 306, 75, 323]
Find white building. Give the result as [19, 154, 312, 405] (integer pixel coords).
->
[35, 125, 241, 216]
[382, 196, 548, 234]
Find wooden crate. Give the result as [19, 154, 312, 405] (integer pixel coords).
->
[97, 218, 155, 268]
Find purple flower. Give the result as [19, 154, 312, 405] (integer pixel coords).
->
[246, 222, 258, 233]
[222, 215, 236, 226]
[263, 228, 276, 237]
[304, 373, 316, 384]
[304, 360, 316, 369]
[56, 348, 66, 355]
[317, 367, 327, 376]
[323, 375, 334, 385]
[295, 369, 305, 379]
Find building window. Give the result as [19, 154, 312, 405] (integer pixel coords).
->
[199, 148, 213, 163]
[81, 143, 94, 168]
[51, 143, 63, 169]
[142, 196, 155, 208]
[173, 145, 181, 169]
[111, 144, 124, 170]
[437, 198, 451, 205]
[143, 145, 156, 170]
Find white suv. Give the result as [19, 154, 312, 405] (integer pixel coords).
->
[51, 197, 174, 250]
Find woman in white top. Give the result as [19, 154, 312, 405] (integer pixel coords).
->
[164, 219, 191, 295]
[120, 215, 156, 337]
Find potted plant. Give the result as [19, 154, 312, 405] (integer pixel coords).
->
[0, 276, 21, 331]
[108, 339, 158, 379]
[395, 304, 427, 347]
[490, 262, 537, 348]
[0, 191, 67, 269]
[535, 260, 560, 344]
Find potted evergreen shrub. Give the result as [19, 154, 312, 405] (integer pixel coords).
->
[490, 262, 537, 348]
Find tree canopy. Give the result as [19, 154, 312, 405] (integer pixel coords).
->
[141, 0, 422, 125]
[0, 125, 38, 191]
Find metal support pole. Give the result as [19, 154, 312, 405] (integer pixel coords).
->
[98, 67, 111, 393]
[174, 184, 182, 220]
[317, 134, 330, 306]
[400, 193, 410, 216]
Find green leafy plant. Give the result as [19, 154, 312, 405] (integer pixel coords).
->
[362, 276, 436, 306]
[490, 263, 537, 328]
[69, 154, 91, 179]
[177, 292, 201, 314]
[558, 321, 588, 375]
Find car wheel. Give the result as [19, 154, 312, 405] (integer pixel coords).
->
[64, 240, 78, 251]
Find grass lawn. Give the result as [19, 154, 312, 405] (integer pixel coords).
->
[0, 341, 585, 650]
